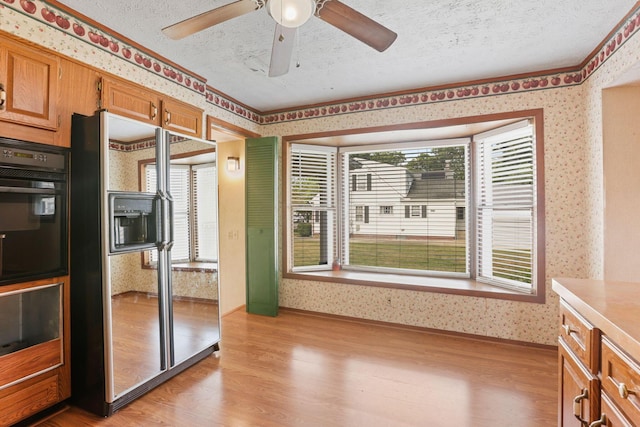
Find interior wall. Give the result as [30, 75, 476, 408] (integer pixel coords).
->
[268, 89, 584, 346]
[5, 3, 640, 345]
[217, 140, 247, 316]
[603, 85, 640, 281]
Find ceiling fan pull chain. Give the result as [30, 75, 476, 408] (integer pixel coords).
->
[296, 28, 301, 68]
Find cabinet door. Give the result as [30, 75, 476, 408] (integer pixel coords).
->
[162, 98, 203, 138]
[101, 77, 161, 126]
[0, 40, 59, 130]
[559, 339, 600, 426]
[56, 59, 100, 148]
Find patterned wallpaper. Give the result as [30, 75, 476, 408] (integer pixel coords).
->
[2, 1, 640, 345]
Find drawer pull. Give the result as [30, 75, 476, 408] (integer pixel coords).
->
[619, 382, 629, 399]
[573, 389, 588, 422]
[151, 103, 158, 119]
[563, 324, 576, 335]
[588, 414, 606, 427]
[0, 84, 5, 110]
[617, 382, 636, 399]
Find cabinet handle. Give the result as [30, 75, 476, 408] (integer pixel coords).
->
[563, 324, 576, 336]
[573, 389, 588, 424]
[164, 110, 171, 125]
[588, 414, 606, 427]
[151, 103, 158, 119]
[0, 84, 6, 110]
[617, 382, 636, 399]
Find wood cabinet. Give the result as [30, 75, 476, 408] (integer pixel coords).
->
[0, 276, 70, 427]
[55, 58, 101, 147]
[0, 36, 59, 130]
[553, 278, 640, 427]
[100, 76, 203, 137]
[599, 337, 640, 425]
[558, 301, 601, 425]
[559, 340, 600, 425]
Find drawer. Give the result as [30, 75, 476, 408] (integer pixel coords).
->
[0, 339, 62, 389]
[0, 372, 59, 427]
[560, 300, 599, 373]
[591, 392, 634, 427]
[601, 337, 640, 424]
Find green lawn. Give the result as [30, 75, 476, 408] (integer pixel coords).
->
[293, 237, 532, 283]
[293, 236, 467, 273]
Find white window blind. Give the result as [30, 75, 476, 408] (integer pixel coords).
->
[289, 144, 337, 269]
[145, 164, 191, 262]
[193, 164, 217, 261]
[475, 120, 535, 291]
[169, 165, 191, 261]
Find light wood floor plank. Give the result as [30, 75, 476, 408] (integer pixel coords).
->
[37, 309, 557, 426]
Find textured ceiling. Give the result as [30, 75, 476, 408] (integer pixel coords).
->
[53, 0, 638, 112]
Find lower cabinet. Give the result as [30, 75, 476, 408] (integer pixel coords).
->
[0, 372, 60, 426]
[589, 392, 634, 427]
[559, 338, 600, 425]
[0, 277, 70, 426]
[598, 337, 640, 425]
[556, 294, 640, 426]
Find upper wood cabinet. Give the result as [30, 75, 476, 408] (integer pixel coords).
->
[55, 58, 101, 148]
[0, 36, 60, 130]
[161, 97, 203, 137]
[100, 76, 203, 138]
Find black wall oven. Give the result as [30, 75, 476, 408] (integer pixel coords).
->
[0, 137, 68, 286]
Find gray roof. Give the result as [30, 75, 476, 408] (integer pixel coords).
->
[406, 178, 465, 200]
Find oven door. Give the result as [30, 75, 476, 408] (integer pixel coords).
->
[0, 173, 67, 285]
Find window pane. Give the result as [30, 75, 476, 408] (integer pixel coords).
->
[290, 145, 337, 268]
[346, 146, 468, 274]
[170, 165, 191, 261]
[194, 164, 217, 261]
[476, 121, 535, 290]
[145, 164, 190, 262]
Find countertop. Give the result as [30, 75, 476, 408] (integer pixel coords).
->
[552, 277, 640, 362]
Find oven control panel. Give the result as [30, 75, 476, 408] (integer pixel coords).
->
[1, 146, 65, 170]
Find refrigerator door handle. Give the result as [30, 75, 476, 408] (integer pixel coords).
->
[154, 193, 164, 249]
[156, 190, 170, 251]
[165, 194, 174, 250]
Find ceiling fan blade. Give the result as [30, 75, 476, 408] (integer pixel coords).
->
[162, 0, 262, 40]
[269, 25, 297, 77]
[316, 0, 397, 52]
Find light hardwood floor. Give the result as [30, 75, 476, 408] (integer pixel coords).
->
[37, 309, 557, 426]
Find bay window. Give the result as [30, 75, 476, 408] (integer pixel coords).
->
[285, 118, 541, 296]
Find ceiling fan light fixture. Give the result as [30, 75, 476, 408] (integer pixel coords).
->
[267, 0, 315, 28]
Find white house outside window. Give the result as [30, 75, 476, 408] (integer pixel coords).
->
[287, 119, 538, 294]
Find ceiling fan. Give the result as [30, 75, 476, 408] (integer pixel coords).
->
[162, 0, 397, 77]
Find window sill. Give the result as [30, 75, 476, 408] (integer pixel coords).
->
[144, 262, 217, 273]
[284, 269, 544, 303]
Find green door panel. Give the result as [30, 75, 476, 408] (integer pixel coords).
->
[245, 137, 278, 316]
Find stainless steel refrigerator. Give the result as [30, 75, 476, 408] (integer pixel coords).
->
[70, 111, 221, 416]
